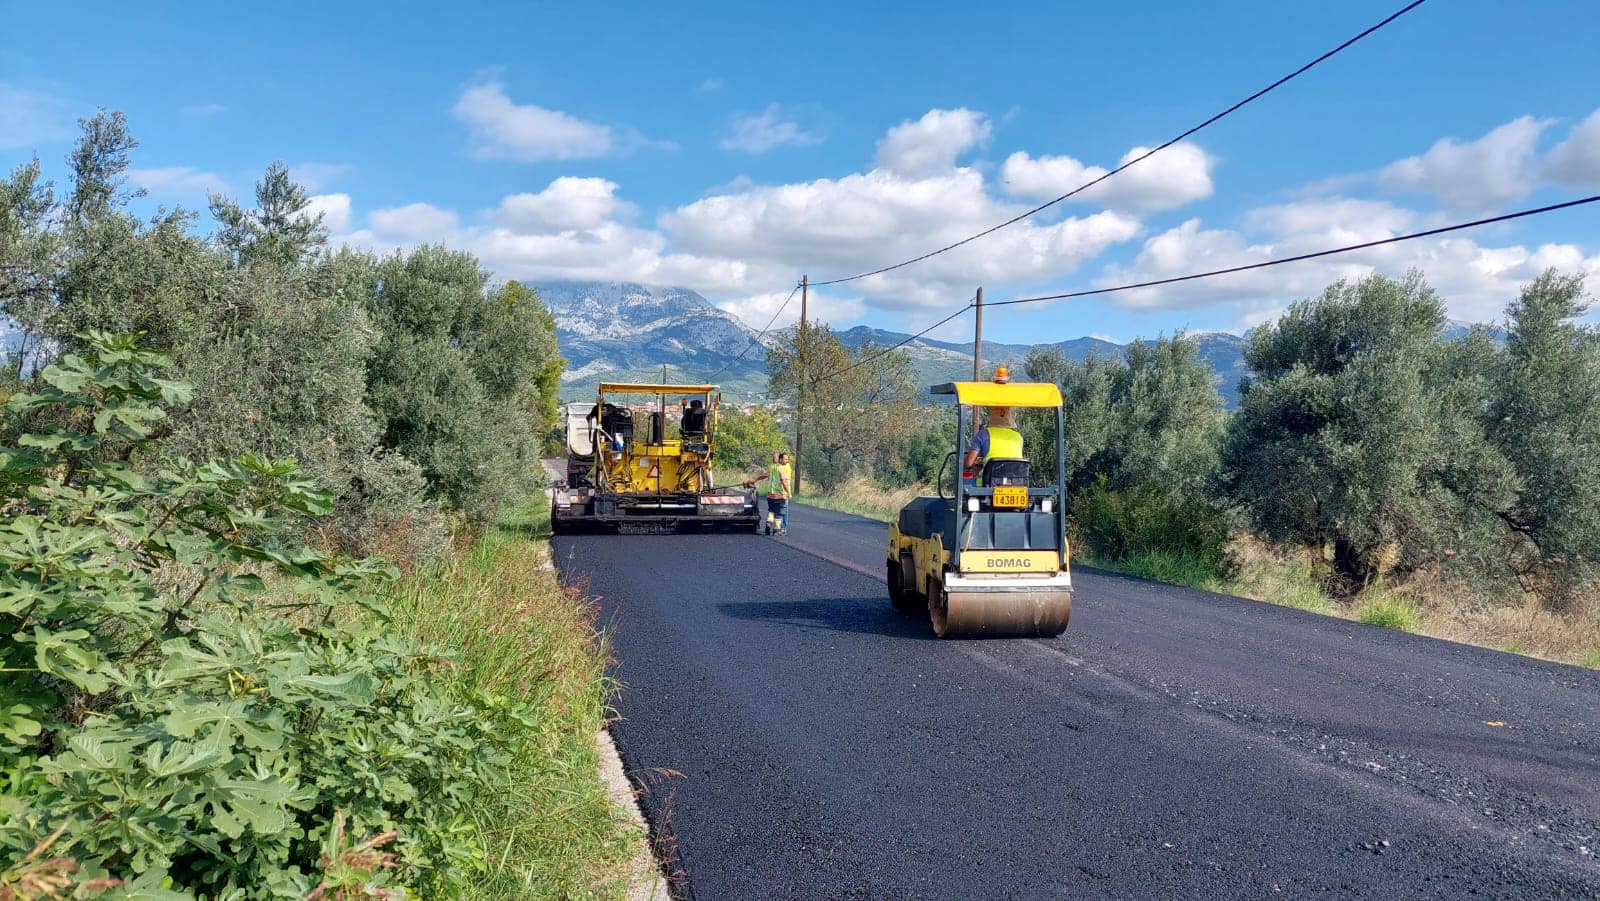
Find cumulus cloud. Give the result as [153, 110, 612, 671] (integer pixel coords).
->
[721, 104, 824, 154]
[662, 166, 1139, 310]
[714, 288, 862, 330]
[303, 193, 353, 233]
[492, 177, 631, 233]
[452, 81, 615, 161]
[329, 105, 1148, 326]
[874, 108, 990, 177]
[1001, 142, 1214, 213]
[0, 84, 74, 150]
[1094, 195, 1600, 322]
[1545, 107, 1600, 188]
[368, 203, 461, 243]
[129, 166, 230, 200]
[1379, 116, 1551, 212]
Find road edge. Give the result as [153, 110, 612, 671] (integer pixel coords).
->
[596, 727, 670, 901]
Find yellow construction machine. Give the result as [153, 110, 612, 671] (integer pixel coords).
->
[887, 372, 1073, 637]
[552, 382, 759, 533]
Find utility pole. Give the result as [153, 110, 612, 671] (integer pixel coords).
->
[972, 286, 984, 432]
[794, 275, 807, 499]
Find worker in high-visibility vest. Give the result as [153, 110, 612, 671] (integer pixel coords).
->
[963, 367, 1023, 486]
[747, 451, 793, 536]
[964, 406, 1022, 486]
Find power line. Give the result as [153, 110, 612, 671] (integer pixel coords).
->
[703, 280, 802, 382]
[813, 0, 1431, 287]
[803, 297, 977, 390]
[987, 195, 1600, 309]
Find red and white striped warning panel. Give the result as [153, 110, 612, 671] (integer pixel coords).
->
[699, 495, 747, 505]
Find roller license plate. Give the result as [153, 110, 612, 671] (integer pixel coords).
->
[991, 487, 1028, 508]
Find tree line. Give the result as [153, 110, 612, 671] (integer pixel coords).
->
[1, 112, 564, 562]
[761, 270, 1600, 611]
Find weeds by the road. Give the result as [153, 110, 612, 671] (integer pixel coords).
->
[1356, 592, 1422, 632]
[384, 504, 644, 897]
[799, 476, 924, 522]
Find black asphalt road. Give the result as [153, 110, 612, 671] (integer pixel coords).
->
[552, 503, 1600, 899]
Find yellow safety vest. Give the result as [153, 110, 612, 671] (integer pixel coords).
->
[985, 427, 1023, 462]
[763, 463, 792, 498]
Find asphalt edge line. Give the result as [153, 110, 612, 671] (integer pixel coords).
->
[595, 727, 671, 901]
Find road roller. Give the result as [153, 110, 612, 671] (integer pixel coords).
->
[887, 370, 1072, 638]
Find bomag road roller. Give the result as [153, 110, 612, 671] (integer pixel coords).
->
[551, 382, 759, 533]
[887, 369, 1073, 638]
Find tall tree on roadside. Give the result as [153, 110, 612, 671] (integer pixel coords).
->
[1221, 272, 1458, 588]
[210, 161, 327, 268]
[1023, 333, 1223, 496]
[767, 323, 917, 491]
[364, 248, 563, 519]
[1485, 271, 1600, 605]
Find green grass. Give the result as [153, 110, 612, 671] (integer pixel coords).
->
[381, 504, 643, 898]
[1356, 594, 1422, 632]
[1109, 549, 1230, 591]
[1583, 650, 1600, 670]
[797, 491, 896, 522]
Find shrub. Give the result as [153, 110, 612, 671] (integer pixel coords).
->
[1072, 480, 1236, 581]
[0, 335, 533, 896]
[1356, 594, 1421, 631]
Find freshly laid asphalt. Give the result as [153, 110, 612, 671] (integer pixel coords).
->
[552, 502, 1600, 899]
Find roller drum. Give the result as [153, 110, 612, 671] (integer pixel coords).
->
[929, 576, 1073, 639]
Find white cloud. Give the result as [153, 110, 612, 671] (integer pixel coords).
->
[129, 166, 230, 199]
[1545, 108, 1600, 188]
[1094, 195, 1600, 322]
[452, 81, 614, 162]
[303, 193, 353, 233]
[662, 165, 1140, 310]
[874, 108, 990, 177]
[714, 288, 862, 330]
[699, 78, 725, 92]
[1379, 116, 1551, 211]
[721, 104, 824, 154]
[368, 203, 460, 243]
[492, 177, 630, 233]
[0, 84, 74, 150]
[326, 106, 1144, 326]
[1001, 142, 1213, 213]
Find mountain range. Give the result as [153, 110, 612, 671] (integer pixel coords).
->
[534, 281, 1500, 408]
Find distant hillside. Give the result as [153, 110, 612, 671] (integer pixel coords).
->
[838, 325, 1250, 405]
[537, 281, 1503, 409]
[537, 281, 770, 401]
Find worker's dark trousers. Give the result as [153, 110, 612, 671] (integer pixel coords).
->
[766, 496, 789, 530]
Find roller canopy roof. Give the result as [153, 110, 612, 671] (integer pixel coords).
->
[598, 383, 718, 394]
[929, 381, 1064, 407]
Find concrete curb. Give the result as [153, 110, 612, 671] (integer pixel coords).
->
[595, 727, 669, 901]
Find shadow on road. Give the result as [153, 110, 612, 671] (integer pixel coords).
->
[715, 597, 939, 640]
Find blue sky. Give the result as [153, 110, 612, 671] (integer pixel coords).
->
[4, 0, 1599, 344]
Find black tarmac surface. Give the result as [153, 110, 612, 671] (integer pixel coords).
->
[552, 503, 1600, 899]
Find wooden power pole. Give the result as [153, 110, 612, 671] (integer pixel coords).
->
[794, 275, 807, 498]
[972, 286, 984, 432]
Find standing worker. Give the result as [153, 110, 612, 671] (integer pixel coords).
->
[748, 451, 793, 536]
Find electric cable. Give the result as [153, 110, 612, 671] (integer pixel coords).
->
[813, 0, 1431, 286]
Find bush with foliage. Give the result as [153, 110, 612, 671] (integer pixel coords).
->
[0, 335, 531, 897]
[714, 406, 789, 475]
[1072, 479, 1236, 581]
